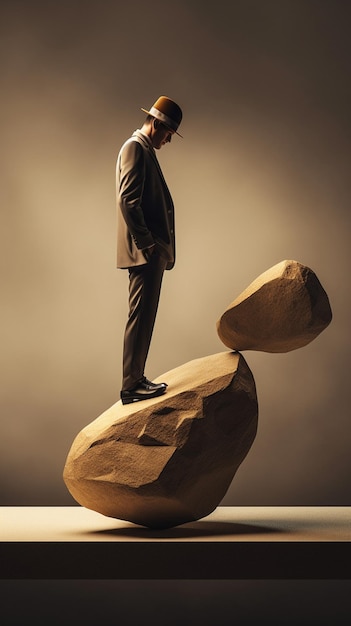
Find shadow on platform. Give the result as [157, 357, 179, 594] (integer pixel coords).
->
[86, 519, 285, 539]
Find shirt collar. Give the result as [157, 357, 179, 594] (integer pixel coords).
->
[133, 129, 154, 151]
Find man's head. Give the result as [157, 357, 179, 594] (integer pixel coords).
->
[143, 115, 174, 149]
[141, 96, 183, 149]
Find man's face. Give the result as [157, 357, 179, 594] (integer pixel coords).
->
[151, 122, 175, 150]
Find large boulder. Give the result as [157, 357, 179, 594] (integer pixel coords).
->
[63, 351, 258, 529]
[217, 260, 332, 353]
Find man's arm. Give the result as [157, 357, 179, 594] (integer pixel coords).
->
[118, 140, 154, 250]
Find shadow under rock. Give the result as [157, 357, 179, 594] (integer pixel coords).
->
[86, 520, 285, 539]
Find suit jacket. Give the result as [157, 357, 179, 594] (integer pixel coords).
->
[116, 130, 175, 270]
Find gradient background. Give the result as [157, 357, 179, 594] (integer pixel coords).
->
[1, 0, 350, 622]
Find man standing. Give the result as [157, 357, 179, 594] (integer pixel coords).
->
[116, 96, 183, 405]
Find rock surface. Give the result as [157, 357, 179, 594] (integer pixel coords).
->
[63, 351, 258, 529]
[217, 260, 332, 353]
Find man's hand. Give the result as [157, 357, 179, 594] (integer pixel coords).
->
[142, 244, 156, 262]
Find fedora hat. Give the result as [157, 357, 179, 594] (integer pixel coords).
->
[141, 96, 183, 137]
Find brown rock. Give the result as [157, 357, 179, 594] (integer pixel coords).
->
[63, 351, 258, 529]
[216, 260, 332, 353]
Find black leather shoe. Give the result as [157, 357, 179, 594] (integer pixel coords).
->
[121, 384, 167, 405]
[140, 376, 168, 390]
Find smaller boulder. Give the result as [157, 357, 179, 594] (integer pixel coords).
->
[216, 260, 332, 353]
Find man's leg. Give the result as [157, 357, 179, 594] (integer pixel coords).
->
[122, 254, 166, 392]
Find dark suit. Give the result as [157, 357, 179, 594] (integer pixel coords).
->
[116, 130, 176, 390]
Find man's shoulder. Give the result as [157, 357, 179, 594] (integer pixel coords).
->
[120, 132, 151, 157]
[118, 136, 144, 164]
[120, 134, 142, 150]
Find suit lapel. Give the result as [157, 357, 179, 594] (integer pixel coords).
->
[133, 130, 172, 197]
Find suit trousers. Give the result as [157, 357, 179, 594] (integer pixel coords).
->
[122, 253, 167, 391]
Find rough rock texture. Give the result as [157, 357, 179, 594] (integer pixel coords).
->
[217, 259, 332, 353]
[63, 351, 258, 529]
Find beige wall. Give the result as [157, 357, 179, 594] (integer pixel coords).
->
[1, 0, 350, 505]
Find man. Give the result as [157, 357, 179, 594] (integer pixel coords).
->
[116, 96, 183, 405]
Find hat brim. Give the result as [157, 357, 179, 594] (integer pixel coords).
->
[141, 107, 183, 137]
